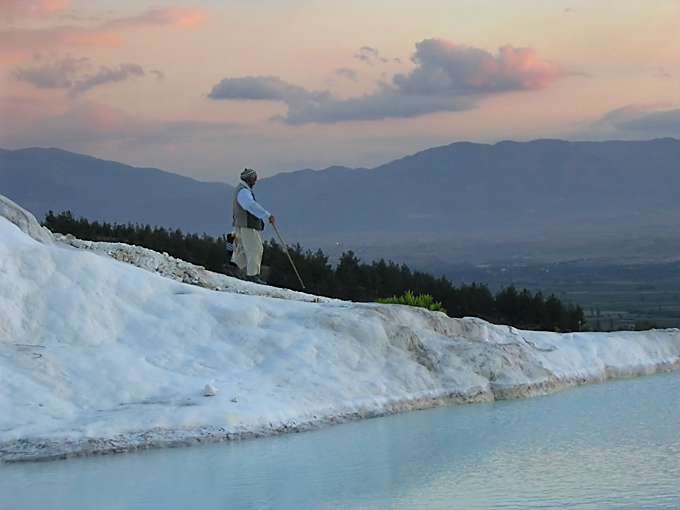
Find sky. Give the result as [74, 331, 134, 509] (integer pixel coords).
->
[1, 0, 680, 183]
[3, 192, 680, 463]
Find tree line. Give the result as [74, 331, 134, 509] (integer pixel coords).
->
[43, 211, 585, 332]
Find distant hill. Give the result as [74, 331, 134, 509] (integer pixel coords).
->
[0, 147, 233, 236]
[257, 138, 680, 266]
[259, 138, 680, 238]
[3, 139, 680, 266]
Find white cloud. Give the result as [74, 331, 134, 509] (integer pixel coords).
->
[274, 86, 476, 125]
[335, 67, 358, 81]
[13, 56, 148, 96]
[207, 75, 323, 105]
[207, 38, 561, 125]
[603, 104, 680, 131]
[591, 103, 680, 137]
[354, 46, 388, 65]
[70, 63, 144, 95]
[12, 55, 86, 89]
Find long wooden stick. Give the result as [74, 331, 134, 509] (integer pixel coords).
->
[272, 223, 305, 289]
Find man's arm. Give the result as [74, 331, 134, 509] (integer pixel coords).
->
[237, 188, 272, 220]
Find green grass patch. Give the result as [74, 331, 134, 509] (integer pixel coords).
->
[377, 290, 447, 314]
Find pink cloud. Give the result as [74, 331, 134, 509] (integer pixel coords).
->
[0, 95, 46, 131]
[400, 38, 561, 94]
[58, 28, 121, 47]
[0, 97, 241, 161]
[103, 7, 208, 29]
[496, 45, 562, 89]
[0, 27, 120, 63]
[0, 6, 206, 63]
[0, 98, 154, 147]
[60, 101, 134, 136]
[0, 0, 69, 19]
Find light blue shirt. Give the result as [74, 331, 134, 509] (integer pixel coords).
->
[236, 180, 271, 220]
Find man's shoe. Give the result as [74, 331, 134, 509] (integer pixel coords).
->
[223, 263, 244, 278]
[246, 274, 267, 285]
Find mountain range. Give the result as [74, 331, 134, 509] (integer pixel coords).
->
[2, 138, 680, 268]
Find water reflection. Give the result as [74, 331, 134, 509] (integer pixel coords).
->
[2, 371, 679, 509]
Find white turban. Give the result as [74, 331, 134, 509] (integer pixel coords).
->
[241, 168, 256, 179]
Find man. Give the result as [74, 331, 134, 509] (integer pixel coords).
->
[231, 168, 275, 284]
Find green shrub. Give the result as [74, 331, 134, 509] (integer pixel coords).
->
[377, 290, 447, 314]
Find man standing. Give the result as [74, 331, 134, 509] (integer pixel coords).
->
[231, 168, 274, 284]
